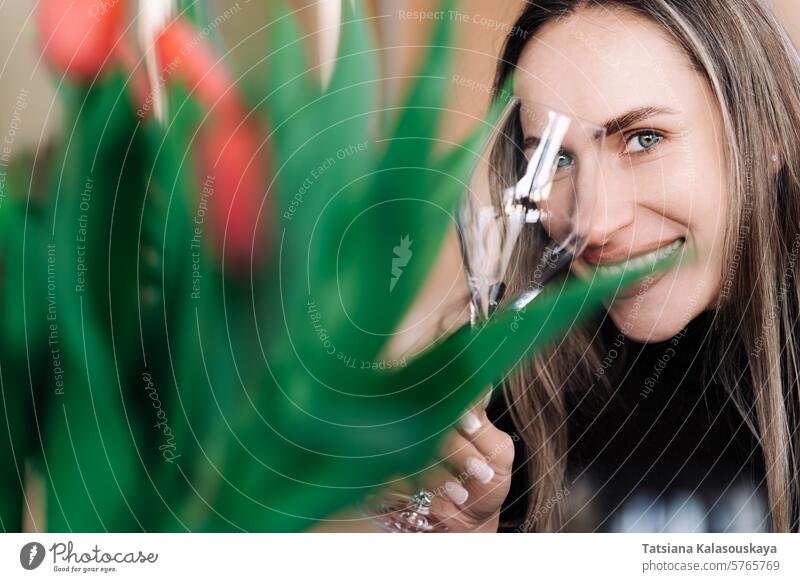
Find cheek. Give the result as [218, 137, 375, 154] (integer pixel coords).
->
[682, 154, 728, 302]
[651, 145, 726, 230]
[607, 159, 728, 342]
[653, 137, 729, 296]
[672, 128, 729, 241]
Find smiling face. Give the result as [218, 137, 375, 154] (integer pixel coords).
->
[515, 6, 727, 342]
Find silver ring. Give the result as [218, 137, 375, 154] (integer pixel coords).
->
[410, 488, 435, 514]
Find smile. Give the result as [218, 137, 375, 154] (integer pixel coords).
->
[591, 238, 684, 276]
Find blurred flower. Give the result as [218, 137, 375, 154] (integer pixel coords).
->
[198, 121, 267, 270]
[36, 0, 270, 268]
[154, 15, 268, 268]
[37, 0, 127, 81]
[151, 15, 242, 120]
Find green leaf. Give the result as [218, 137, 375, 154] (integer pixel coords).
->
[263, 1, 318, 159]
[378, 0, 457, 170]
[318, 79, 516, 371]
[390, 257, 679, 418]
[44, 75, 150, 531]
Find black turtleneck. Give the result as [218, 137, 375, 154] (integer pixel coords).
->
[489, 311, 768, 532]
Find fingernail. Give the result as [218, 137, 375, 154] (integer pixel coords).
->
[466, 456, 494, 484]
[444, 480, 469, 505]
[482, 389, 492, 410]
[460, 411, 482, 434]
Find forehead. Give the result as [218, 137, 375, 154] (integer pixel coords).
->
[514, 7, 700, 124]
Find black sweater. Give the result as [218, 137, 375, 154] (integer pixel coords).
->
[489, 311, 769, 532]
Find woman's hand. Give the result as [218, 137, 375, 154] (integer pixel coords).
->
[308, 389, 515, 533]
[421, 389, 516, 532]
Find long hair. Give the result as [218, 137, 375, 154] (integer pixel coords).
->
[491, 0, 800, 532]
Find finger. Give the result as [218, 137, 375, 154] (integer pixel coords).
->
[477, 386, 494, 411]
[414, 453, 478, 508]
[423, 429, 515, 524]
[480, 386, 494, 410]
[408, 438, 487, 509]
[457, 386, 493, 433]
[455, 386, 492, 435]
[439, 431, 501, 491]
[415, 462, 457, 494]
[456, 407, 515, 476]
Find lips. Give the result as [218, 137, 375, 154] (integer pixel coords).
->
[583, 238, 684, 266]
[586, 238, 685, 277]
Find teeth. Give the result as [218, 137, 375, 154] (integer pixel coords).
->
[595, 239, 683, 277]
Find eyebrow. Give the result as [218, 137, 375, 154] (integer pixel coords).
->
[602, 106, 680, 137]
[522, 105, 680, 147]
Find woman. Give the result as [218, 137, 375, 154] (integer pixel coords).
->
[407, 0, 800, 533]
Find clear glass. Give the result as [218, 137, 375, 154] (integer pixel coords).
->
[361, 98, 606, 533]
[460, 98, 606, 317]
[362, 487, 448, 533]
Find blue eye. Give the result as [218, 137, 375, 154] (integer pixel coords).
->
[556, 151, 575, 168]
[626, 131, 663, 153]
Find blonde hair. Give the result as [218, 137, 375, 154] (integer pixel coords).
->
[491, 0, 800, 532]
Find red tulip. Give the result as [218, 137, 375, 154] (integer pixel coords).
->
[155, 17, 244, 121]
[199, 121, 268, 270]
[37, 0, 126, 81]
[156, 18, 270, 267]
[36, 2, 271, 268]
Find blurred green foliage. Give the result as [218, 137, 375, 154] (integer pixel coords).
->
[0, 0, 652, 532]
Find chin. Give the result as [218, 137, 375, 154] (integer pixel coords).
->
[605, 270, 717, 343]
[608, 310, 687, 343]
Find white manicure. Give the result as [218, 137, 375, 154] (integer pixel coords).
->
[482, 390, 492, 410]
[460, 411, 482, 435]
[466, 456, 495, 484]
[444, 480, 469, 505]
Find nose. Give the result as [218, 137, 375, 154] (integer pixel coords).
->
[574, 164, 635, 248]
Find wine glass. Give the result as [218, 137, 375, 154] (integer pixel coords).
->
[484, 97, 607, 312]
[362, 98, 606, 532]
